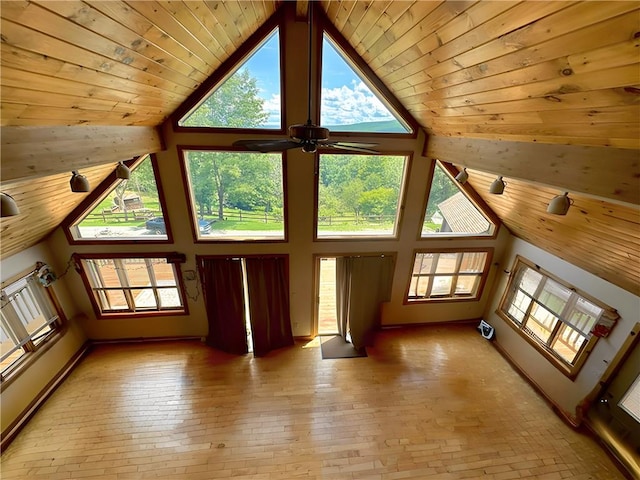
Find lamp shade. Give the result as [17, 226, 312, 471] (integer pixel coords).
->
[70, 171, 90, 192]
[115, 161, 131, 179]
[455, 168, 468, 184]
[547, 192, 572, 215]
[489, 176, 505, 194]
[1, 192, 20, 217]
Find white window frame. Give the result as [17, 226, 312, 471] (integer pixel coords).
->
[1, 269, 64, 381]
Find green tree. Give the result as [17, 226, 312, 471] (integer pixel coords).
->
[425, 164, 458, 217]
[183, 69, 271, 219]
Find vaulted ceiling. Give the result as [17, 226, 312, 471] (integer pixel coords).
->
[1, 1, 638, 294]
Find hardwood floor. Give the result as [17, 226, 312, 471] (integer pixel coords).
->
[1, 325, 625, 479]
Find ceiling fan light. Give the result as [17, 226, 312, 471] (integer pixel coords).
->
[489, 176, 506, 195]
[1, 192, 20, 217]
[547, 192, 572, 215]
[455, 168, 468, 184]
[70, 171, 90, 193]
[302, 142, 317, 153]
[115, 161, 131, 179]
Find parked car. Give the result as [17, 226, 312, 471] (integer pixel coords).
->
[145, 217, 213, 234]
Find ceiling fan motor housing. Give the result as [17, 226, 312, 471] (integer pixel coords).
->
[289, 124, 330, 142]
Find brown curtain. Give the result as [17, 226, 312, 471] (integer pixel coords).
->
[335, 255, 394, 350]
[244, 257, 294, 357]
[198, 257, 248, 355]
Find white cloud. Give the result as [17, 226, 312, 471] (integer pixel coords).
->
[261, 93, 281, 127]
[321, 80, 394, 126]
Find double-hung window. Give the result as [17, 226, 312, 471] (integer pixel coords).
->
[77, 255, 187, 318]
[498, 256, 619, 377]
[1, 268, 64, 380]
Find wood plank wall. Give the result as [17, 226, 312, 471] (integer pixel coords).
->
[466, 169, 640, 297]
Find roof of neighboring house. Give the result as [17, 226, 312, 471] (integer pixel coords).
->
[438, 192, 490, 234]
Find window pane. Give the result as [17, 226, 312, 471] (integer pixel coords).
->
[158, 288, 181, 308]
[619, 374, 640, 423]
[152, 263, 177, 286]
[507, 290, 530, 324]
[179, 29, 281, 129]
[527, 303, 559, 342]
[432, 276, 453, 296]
[92, 260, 120, 288]
[122, 259, 152, 286]
[435, 253, 458, 274]
[69, 156, 168, 241]
[455, 275, 480, 296]
[133, 289, 157, 309]
[413, 253, 435, 274]
[460, 252, 487, 273]
[520, 267, 543, 296]
[422, 163, 494, 237]
[101, 290, 128, 311]
[537, 278, 571, 315]
[551, 324, 587, 364]
[317, 154, 406, 238]
[184, 150, 285, 240]
[321, 34, 411, 133]
[567, 297, 602, 334]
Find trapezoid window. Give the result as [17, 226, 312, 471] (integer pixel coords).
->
[422, 161, 495, 237]
[316, 153, 408, 239]
[406, 249, 493, 303]
[181, 149, 286, 241]
[321, 33, 412, 134]
[68, 155, 170, 241]
[178, 28, 281, 129]
[76, 254, 187, 319]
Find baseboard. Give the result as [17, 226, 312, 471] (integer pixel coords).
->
[1, 340, 92, 452]
[490, 339, 580, 427]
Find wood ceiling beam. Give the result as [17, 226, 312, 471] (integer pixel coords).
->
[425, 136, 640, 207]
[0, 126, 164, 183]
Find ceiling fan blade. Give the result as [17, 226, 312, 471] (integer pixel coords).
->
[233, 139, 301, 153]
[322, 142, 379, 154]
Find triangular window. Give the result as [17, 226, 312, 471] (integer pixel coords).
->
[178, 28, 281, 129]
[422, 162, 495, 237]
[68, 155, 170, 241]
[321, 33, 412, 134]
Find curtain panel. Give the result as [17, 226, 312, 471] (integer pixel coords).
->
[336, 255, 394, 350]
[245, 257, 294, 357]
[197, 257, 248, 355]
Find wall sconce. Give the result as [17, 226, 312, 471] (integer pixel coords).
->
[547, 192, 573, 215]
[115, 161, 131, 179]
[1, 192, 20, 217]
[70, 171, 90, 192]
[455, 168, 468, 184]
[489, 176, 506, 194]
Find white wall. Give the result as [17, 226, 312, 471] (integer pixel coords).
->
[484, 236, 640, 420]
[1, 243, 87, 434]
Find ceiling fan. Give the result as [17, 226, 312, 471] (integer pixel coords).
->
[233, 3, 378, 155]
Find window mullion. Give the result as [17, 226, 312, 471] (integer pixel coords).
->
[426, 253, 439, 298]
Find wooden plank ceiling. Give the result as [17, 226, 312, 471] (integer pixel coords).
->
[1, 1, 639, 294]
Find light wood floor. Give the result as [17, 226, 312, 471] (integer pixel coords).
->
[1, 325, 625, 479]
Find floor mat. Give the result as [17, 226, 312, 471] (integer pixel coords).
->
[320, 335, 367, 359]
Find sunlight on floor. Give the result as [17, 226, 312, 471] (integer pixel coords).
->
[302, 337, 321, 349]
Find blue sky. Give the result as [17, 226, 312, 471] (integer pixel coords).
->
[239, 29, 398, 127]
